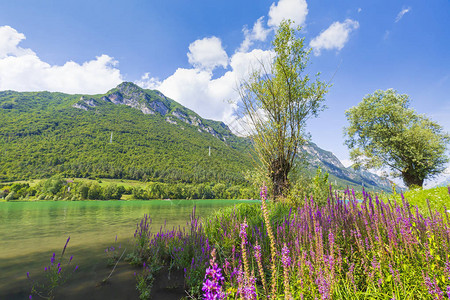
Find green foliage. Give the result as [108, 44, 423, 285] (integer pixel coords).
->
[42, 175, 65, 195]
[0, 85, 253, 185]
[5, 190, 16, 201]
[287, 167, 330, 206]
[238, 20, 329, 199]
[344, 89, 450, 188]
[392, 185, 450, 216]
[0, 178, 257, 201]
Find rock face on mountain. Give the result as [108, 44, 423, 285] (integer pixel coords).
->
[301, 142, 392, 192]
[72, 82, 233, 142]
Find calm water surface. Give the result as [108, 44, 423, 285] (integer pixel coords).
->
[0, 199, 257, 297]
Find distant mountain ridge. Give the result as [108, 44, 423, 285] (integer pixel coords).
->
[301, 142, 392, 192]
[0, 82, 392, 192]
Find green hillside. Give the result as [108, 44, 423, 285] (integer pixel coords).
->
[0, 82, 253, 184]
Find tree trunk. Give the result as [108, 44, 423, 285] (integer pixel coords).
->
[402, 171, 424, 188]
[270, 157, 290, 199]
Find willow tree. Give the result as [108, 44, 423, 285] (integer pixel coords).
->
[238, 20, 329, 199]
[344, 89, 450, 188]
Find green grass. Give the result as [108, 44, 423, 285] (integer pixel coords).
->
[391, 185, 450, 216]
[71, 178, 146, 188]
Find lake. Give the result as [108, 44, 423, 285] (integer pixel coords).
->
[0, 199, 257, 299]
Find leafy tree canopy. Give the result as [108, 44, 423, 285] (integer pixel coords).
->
[344, 89, 450, 188]
[238, 20, 329, 199]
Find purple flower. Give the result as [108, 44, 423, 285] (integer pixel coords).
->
[282, 244, 291, 268]
[26, 272, 30, 279]
[62, 236, 70, 256]
[203, 252, 226, 300]
[69, 255, 73, 262]
[239, 219, 248, 239]
[253, 244, 262, 260]
[74, 265, 79, 272]
[260, 185, 267, 200]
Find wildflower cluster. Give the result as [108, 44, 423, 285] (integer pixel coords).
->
[202, 248, 226, 300]
[131, 206, 211, 298]
[131, 185, 450, 299]
[203, 185, 450, 299]
[27, 237, 78, 300]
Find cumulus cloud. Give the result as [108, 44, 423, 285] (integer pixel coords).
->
[268, 0, 308, 27]
[239, 17, 272, 52]
[187, 36, 228, 71]
[309, 19, 359, 56]
[0, 26, 35, 58]
[395, 7, 411, 23]
[138, 49, 274, 124]
[0, 25, 123, 94]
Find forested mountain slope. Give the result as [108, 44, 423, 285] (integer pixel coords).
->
[0, 82, 253, 183]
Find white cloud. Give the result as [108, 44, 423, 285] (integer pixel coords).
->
[395, 7, 411, 23]
[157, 68, 237, 123]
[0, 26, 35, 58]
[136, 73, 161, 90]
[357, 8, 362, 13]
[309, 19, 359, 56]
[229, 49, 274, 80]
[268, 0, 308, 27]
[138, 48, 274, 125]
[0, 25, 122, 94]
[239, 17, 272, 53]
[187, 36, 228, 71]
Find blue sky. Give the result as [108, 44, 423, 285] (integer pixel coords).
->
[1, 0, 449, 184]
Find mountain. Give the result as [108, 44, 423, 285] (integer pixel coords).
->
[0, 82, 391, 192]
[301, 142, 392, 192]
[0, 82, 252, 183]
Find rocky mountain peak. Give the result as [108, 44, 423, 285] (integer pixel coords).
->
[70, 82, 233, 142]
[115, 81, 142, 92]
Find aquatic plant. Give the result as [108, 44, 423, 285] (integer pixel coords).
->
[135, 262, 154, 300]
[27, 237, 78, 300]
[132, 206, 211, 299]
[105, 235, 122, 266]
[100, 235, 127, 286]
